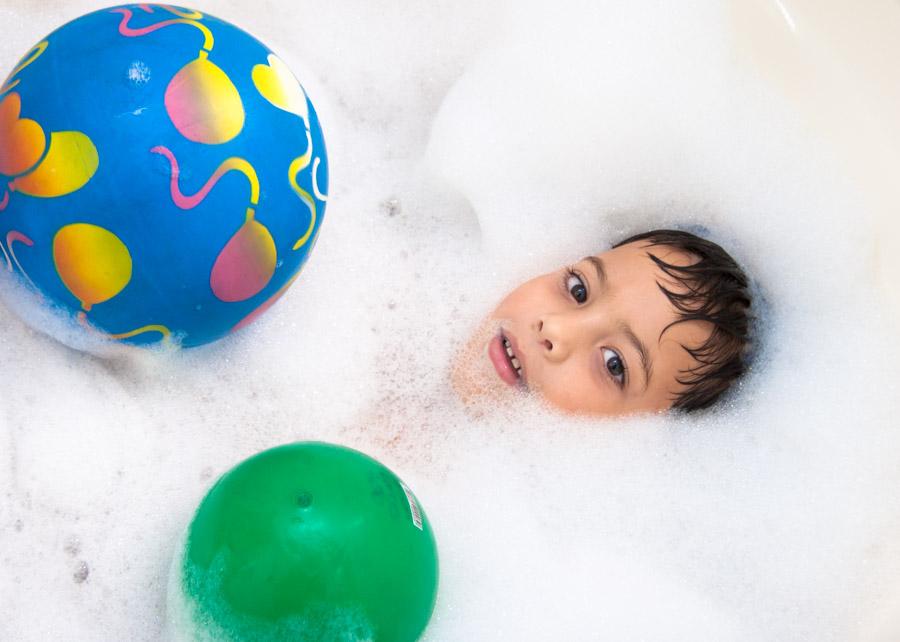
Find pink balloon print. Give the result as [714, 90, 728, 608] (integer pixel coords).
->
[152, 146, 276, 302]
[209, 216, 276, 303]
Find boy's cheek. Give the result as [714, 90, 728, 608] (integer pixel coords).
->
[490, 274, 550, 320]
[531, 370, 619, 416]
[534, 382, 591, 414]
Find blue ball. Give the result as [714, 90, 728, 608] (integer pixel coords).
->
[0, 4, 328, 348]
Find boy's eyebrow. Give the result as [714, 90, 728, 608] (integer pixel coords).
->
[583, 256, 607, 286]
[621, 324, 653, 391]
[582, 255, 653, 389]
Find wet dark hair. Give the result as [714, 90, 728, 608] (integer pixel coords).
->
[612, 229, 752, 412]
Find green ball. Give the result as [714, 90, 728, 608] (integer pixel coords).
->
[170, 442, 439, 641]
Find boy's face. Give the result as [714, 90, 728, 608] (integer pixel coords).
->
[452, 241, 712, 415]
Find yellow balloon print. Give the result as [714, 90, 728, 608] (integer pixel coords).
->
[112, 6, 245, 145]
[12, 131, 98, 197]
[53, 224, 132, 311]
[250, 55, 322, 252]
[252, 54, 309, 124]
[166, 53, 245, 145]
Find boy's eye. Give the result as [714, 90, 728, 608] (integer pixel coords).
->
[565, 271, 588, 303]
[602, 347, 626, 386]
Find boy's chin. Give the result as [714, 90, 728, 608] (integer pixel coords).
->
[449, 317, 515, 408]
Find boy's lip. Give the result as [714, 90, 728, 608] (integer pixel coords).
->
[487, 328, 527, 388]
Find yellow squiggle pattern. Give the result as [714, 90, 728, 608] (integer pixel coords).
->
[77, 311, 171, 342]
[108, 322, 171, 340]
[288, 130, 316, 250]
[0, 40, 48, 96]
[251, 53, 322, 250]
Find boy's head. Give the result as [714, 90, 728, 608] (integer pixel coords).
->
[452, 229, 752, 415]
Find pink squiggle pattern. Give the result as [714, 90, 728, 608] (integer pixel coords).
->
[110, 8, 213, 50]
[151, 145, 260, 209]
[7, 230, 37, 289]
[112, 8, 182, 37]
[0, 189, 8, 212]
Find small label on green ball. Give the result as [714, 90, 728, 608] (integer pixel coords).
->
[400, 481, 424, 531]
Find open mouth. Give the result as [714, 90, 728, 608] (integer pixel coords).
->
[501, 335, 523, 378]
[488, 330, 524, 387]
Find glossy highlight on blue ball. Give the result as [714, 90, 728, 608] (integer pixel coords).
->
[0, 4, 328, 347]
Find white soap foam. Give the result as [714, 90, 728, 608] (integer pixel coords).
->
[2, 0, 899, 641]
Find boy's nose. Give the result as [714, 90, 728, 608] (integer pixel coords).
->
[536, 314, 575, 362]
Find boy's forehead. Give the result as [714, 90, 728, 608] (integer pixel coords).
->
[597, 242, 696, 283]
[596, 241, 710, 347]
[602, 240, 694, 261]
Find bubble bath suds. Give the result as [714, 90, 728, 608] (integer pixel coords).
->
[2, 1, 900, 641]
